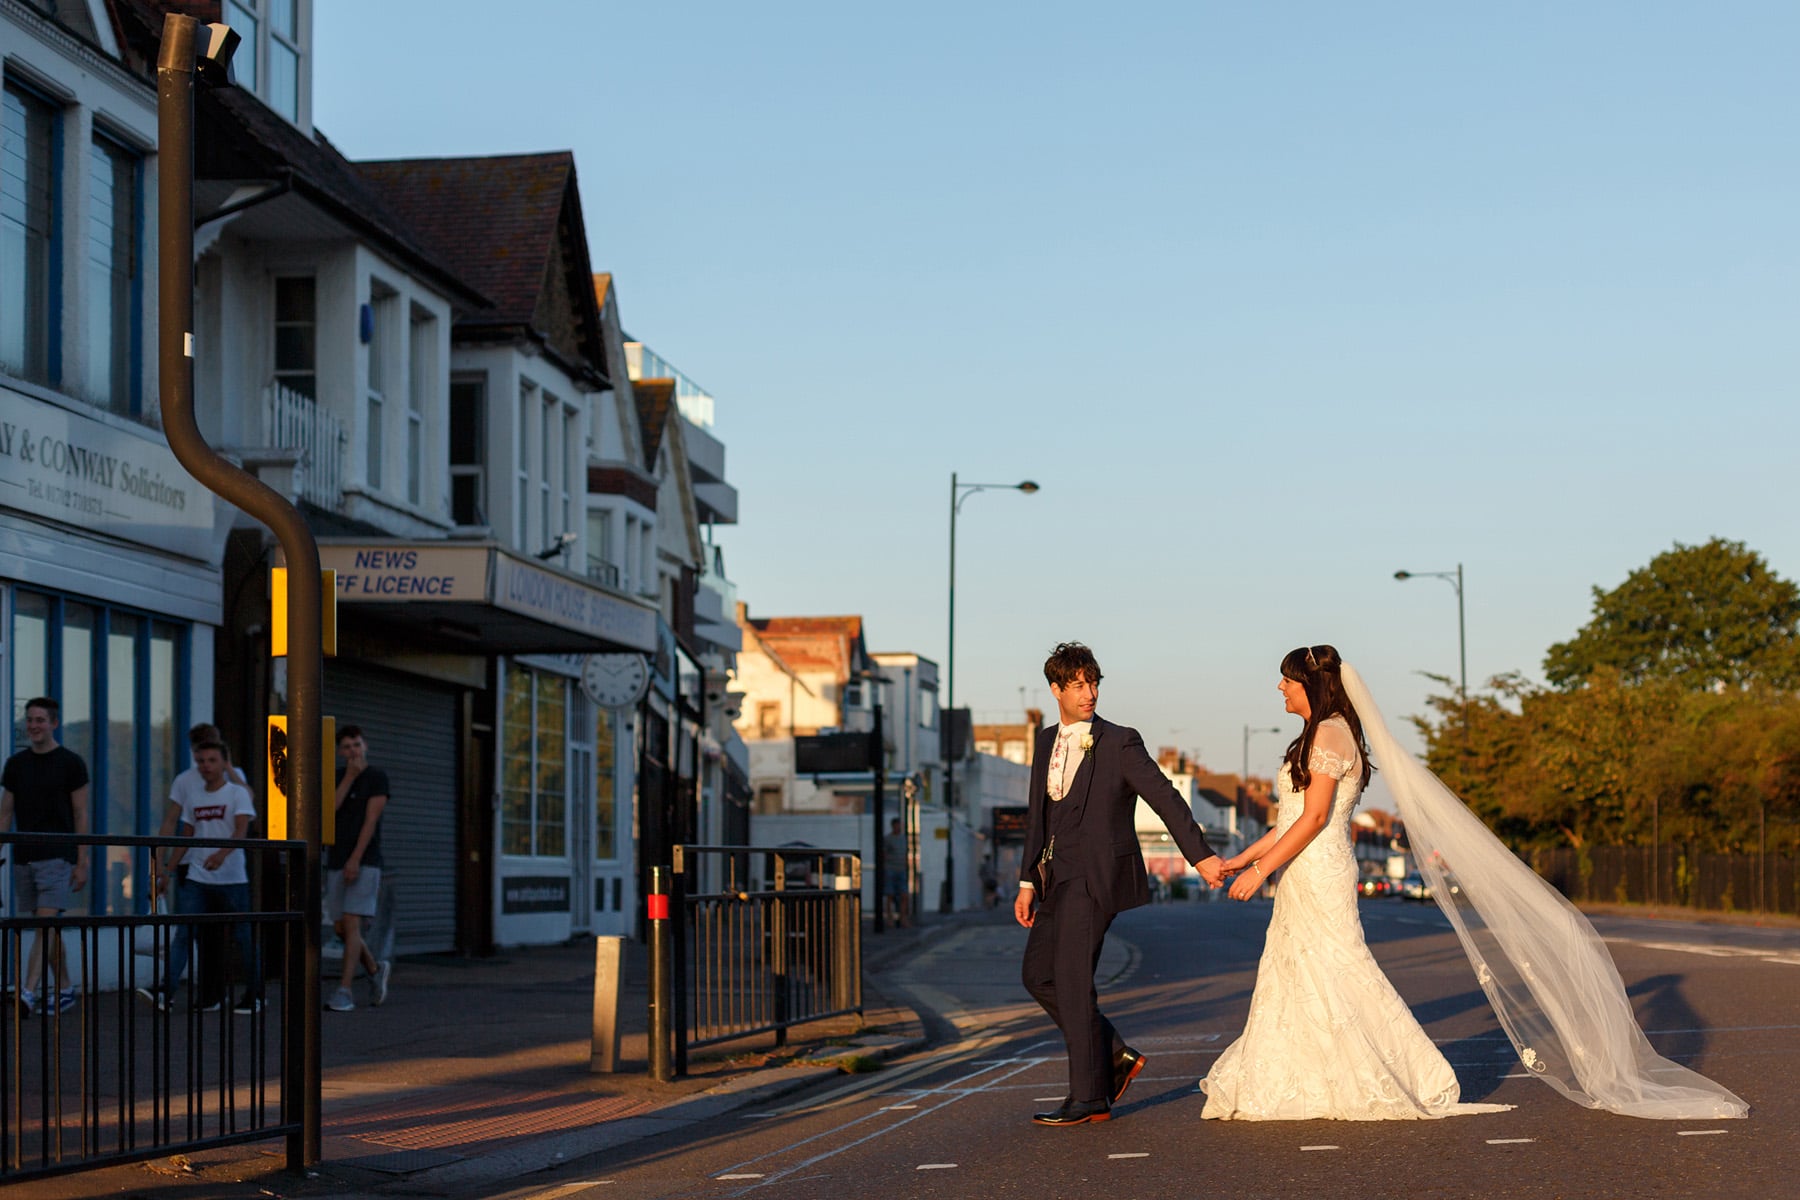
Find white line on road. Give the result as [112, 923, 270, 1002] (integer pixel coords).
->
[1033, 1096, 1065, 1102]
[716, 1174, 765, 1180]
[1108, 1153, 1150, 1159]
[880, 1104, 918, 1110]
[525, 1185, 613, 1198]
[1677, 1130, 1730, 1137]
[1502, 1073, 1532, 1078]
[916, 1163, 958, 1170]
[1300, 1145, 1339, 1151]
[1487, 1139, 1536, 1145]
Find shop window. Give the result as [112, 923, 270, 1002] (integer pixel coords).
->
[501, 662, 570, 858]
[10, 589, 189, 916]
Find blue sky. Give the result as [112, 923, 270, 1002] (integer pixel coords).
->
[316, 2, 1799, 796]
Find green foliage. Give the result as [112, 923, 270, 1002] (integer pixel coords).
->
[1544, 538, 1800, 690]
[1414, 540, 1800, 856]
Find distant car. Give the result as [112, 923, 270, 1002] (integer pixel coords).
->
[1357, 876, 1393, 898]
[1402, 872, 1431, 902]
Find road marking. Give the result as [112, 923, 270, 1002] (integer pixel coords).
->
[717, 1174, 765, 1180]
[525, 1185, 612, 1198]
[1502, 1072, 1532, 1079]
[1033, 1096, 1065, 1102]
[917, 1163, 958, 1170]
[1300, 1145, 1339, 1151]
[1487, 1138, 1536, 1145]
[1677, 1130, 1729, 1137]
[1108, 1152, 1150, 1159]
[880, 1104, 917, 1110]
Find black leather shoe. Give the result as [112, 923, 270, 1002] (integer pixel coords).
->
[1112, 1047, 1148, 1104]
[1032, 1099, 1111, 1126]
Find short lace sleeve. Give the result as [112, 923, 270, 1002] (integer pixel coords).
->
[1308, 719, 1359, 781]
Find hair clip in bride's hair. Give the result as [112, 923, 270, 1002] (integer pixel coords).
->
[1305, 648, 1318, 670]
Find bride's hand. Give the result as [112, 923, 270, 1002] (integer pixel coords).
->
[1228, 870, 1262, 902]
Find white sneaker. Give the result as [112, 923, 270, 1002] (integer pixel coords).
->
[326, 987, 355, 1012]
[371, 960, 391, 1007]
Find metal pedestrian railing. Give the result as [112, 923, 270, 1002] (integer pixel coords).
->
[654, 845, 862, 1078]
[0, 833, 304, 1182]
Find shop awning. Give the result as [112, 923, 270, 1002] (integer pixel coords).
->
[293, 541, 658, 655]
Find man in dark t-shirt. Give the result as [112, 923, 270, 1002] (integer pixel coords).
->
[326, 726, 390, 1012]
[0, 697, 91, 1016]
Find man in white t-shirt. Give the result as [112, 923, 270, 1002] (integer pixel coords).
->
[137, 737, 261, 1013]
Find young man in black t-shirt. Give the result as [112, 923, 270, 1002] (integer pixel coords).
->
[326, 726, 390, 1011]
[0, 697, 91, 1016]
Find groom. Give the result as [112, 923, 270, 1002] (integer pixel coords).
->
[1017, 642, 1225, 1126]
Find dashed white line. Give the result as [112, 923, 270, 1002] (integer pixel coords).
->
[1487, 1138, 1536, 1145]
[1678, 1129, 1729, 1137]
[917, 1163, 958, 1170]
[1300, 1145, 1340, 1151]
[1033, 1095, 1065, 1102]
[880, 1104, 918, 1110]
[1108, 1152, 1150, 1159]
[717, 1173, 765, 1180]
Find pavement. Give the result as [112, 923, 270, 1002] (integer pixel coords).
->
[27, 911, 974, 1200]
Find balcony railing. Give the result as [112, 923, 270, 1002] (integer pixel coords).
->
[263, 382, 344, 509]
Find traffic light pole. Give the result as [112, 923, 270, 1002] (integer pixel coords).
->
[158, 12, 326, 1169]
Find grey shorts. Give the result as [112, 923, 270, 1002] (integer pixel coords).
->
[325, 866, 381, 921]
[15, 859, 75, 913]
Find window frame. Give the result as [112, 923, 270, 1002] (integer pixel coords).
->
[85, 130, 142, 416]
[2, 77, 63, 387]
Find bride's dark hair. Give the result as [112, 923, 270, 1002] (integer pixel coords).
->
[1281, 644, 1374, 790]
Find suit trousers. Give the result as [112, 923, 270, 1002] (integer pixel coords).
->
[1021, 875, 1124, 1104]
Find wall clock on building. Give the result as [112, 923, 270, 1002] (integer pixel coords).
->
[582, 653, 650, 709]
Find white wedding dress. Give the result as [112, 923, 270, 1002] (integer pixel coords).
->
[1200, 716, 1509, 1120]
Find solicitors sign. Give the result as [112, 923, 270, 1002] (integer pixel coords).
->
[0, 385, 224, 561]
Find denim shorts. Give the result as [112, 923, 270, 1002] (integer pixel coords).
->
[15, 859, 74, 913]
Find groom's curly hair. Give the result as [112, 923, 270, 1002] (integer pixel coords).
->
[1044, 642, 1103, 688]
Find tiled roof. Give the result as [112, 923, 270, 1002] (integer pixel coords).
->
[356, 154, 610, 385]
[109, 1, 488, 310]
[634, 378, 675, 467]
[744, 615, 869, 681]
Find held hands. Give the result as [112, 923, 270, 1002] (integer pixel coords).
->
[1228, 863, 1265, 902]
[1014, 887, 1036, 928]
[1194, 855, 1227, 889]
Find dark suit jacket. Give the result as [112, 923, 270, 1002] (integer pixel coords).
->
[1019, 715, 1216, 916]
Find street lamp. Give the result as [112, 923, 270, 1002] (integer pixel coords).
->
[1394, 564, 1466, 728]
[1242, 725, 1282, 796]
[945, 472, 1040, 912]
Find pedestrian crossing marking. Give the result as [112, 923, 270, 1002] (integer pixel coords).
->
[1486, 1138, 1536, 1145]
[1677, 1130, 1729, 1137]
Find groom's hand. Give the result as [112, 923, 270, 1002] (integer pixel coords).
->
[1014, 887, 1037, 928]
[1195, 856, 1226, 889]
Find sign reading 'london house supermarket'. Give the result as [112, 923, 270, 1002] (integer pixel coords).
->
[0, 386, 222, 561]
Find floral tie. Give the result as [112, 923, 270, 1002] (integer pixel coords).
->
[1048, 732, 1071, 801]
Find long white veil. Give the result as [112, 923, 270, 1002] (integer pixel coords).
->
[1341, 663, 1748, 1119]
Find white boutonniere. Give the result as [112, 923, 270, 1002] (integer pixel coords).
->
[1079, 734, 1095, 752]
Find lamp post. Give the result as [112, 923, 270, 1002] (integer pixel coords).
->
[946, 472, 1039, 912]
[1394, 564, 1466, 728]
[1242, 725, 1282, 796]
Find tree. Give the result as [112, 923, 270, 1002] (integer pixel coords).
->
[1543, 538, 1800, 691]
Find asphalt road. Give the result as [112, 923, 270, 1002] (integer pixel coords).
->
[490, 900, 1799, 1200]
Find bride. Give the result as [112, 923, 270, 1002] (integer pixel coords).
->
[1198, 645, 1748, 1122]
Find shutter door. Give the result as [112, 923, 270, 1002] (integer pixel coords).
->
[326, 662, 459, 955]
